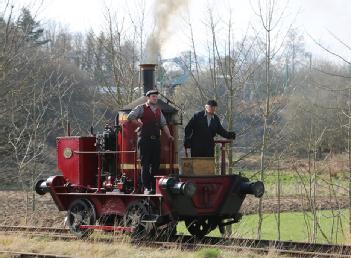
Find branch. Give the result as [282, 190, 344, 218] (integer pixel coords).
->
[309, 33, 351, 65]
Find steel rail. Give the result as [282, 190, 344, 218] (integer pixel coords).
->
[1, 226, 351, 257]
[0, 226, 69, 233]
[0, 251, 72, 258]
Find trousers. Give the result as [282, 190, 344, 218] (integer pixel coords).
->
[138, 137, 160, 190]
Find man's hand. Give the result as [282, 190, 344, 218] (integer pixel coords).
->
[185, 148, 190, 157]
[132, 119, 143, 132]
[136, 119, 143, 127]
[131, 119, 143, 127]
[168, 135, 174, 141]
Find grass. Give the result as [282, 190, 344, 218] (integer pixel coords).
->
[195, 248, 220, 258]
[178, 209, 349, 244]
[0, 234, 270, 258]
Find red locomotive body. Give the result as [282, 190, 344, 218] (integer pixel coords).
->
[36, 64, 264, 239]
[56, 137, 97, 186]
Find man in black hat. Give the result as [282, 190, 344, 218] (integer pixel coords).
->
[184, 100, 236, 157]
[127, 89, 174, 194]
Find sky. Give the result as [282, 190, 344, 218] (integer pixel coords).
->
[6, 0, 351, 63]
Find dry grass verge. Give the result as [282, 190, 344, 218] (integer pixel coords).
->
[0, 234, 286, 258]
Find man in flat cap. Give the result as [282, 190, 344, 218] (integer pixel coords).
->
[184, 100, 236, 157]
[127, 89, 174, 194]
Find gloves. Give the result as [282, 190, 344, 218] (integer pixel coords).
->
[228, 131, 236, 140]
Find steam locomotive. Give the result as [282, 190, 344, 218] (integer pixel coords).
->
[35, 64, 264, 239]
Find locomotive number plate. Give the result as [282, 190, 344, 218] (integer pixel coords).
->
[63, 148, 73, 159]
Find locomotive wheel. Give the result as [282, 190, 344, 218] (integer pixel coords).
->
[123, 200, 153, 240]
[67, 198, 96, 238]
[185, 218, 213, 238]
[219, 224, 232, 237]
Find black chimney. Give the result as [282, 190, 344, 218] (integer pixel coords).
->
[120, 63, 177, 114]
[140, 64, 156, 95]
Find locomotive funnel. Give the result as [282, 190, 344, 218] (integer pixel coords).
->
[140, 64, 157, 95]
[239, 181, 264, 198]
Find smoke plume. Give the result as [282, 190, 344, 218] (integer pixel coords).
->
[144, 0, 188, 63]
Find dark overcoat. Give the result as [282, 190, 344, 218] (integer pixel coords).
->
[184, 110, 232, 157]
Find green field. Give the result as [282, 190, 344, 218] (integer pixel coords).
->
[238, 170, 349, 197]
[178, 209, 350, 244]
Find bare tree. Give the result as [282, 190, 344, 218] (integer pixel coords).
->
[251, 0, 291, 239]
[311, 31, 351, 234]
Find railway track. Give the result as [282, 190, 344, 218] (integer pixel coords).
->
[0, 250, 71, 258]
[1, 226, 351, 257]
[160, 235, 351, 258]
[0, 226, 69, 234]
[0, 226, 76, 241]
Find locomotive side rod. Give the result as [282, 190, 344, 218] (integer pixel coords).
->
[79, 225, 135, 233]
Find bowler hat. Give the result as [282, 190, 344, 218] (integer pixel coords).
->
[145, 89, 159, 96]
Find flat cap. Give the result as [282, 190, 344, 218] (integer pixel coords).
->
[145, 89, 159, 96]
[206, 100, 218, 106]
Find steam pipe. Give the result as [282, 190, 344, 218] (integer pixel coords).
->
[115, 113, 119, 127]
[67, 121, 71, 136]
